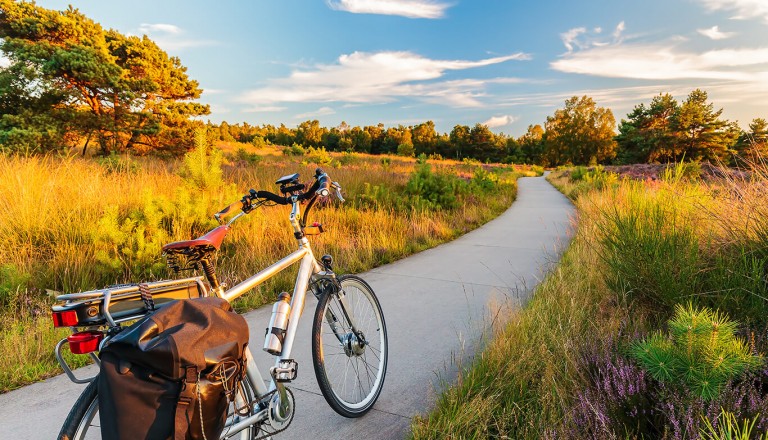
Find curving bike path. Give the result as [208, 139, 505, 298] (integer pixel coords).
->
[0, 175, 574, 439]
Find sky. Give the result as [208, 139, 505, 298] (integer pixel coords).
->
[30, 0, 768, 136]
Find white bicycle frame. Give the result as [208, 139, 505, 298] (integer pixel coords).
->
[215, 194, 341, 438]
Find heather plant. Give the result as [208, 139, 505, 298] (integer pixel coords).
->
[631, 303, 763, 401]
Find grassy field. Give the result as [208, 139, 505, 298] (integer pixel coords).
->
[0, 143, 541, 392]
[412, 162, 768, 439]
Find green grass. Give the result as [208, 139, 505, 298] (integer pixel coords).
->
[412, 162, 768, 438]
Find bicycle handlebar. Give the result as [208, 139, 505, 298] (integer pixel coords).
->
[215, 168, 341, 224]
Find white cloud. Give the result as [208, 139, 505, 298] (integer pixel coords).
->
[561, 27, 587, 52]
[240, 51, 530, 108]
[552, 43, 768, 81]
[560, 22, 625, 53]
[695, 0, 768, 23]
[0, 55, 10, 68]
[698, 25, 735, 40]
[295, 107, 336, 119]
[135, 23, 217, 51]
[243, 106, 287, 113]
[138, 23, 182, 35]
[482, 115, 518, 128]
[548, 22, 768, 122]
[327, 0, 452, 19]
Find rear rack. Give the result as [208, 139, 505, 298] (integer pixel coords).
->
[53, 276, 209, 327]
[53, 277, 209, 383]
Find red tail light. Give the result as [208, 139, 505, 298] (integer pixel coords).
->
[67, 331, 104, 354]
[52, 310, 79, 327]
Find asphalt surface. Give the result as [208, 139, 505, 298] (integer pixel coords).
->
[0, 174, 574, 439]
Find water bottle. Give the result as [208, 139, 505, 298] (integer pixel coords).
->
[264, 292, 291, 355]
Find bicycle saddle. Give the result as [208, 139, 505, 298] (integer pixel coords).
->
[162, 225, 230, 252]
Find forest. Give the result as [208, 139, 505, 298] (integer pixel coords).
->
[1, 1, 766, 166]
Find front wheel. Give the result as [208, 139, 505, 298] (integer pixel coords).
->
[311, 275, 388, 417]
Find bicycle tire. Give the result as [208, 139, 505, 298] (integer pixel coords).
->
[57, 375, 263, 439]
[58, 379, 98, 440]
[311, 275, 388, 417]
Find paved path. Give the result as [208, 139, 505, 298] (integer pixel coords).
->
[0, 175, 574, 439]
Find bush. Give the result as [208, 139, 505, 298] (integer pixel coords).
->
[230, 147, 262, 165]
[282, 143, 306, 156]
[405, 155, 462, 210]
[180, 130, 224, 191]
[306, 146, 333, 165]
[396, 143, 414, 157]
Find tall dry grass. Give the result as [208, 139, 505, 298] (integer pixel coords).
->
[0, 149, 536, 391]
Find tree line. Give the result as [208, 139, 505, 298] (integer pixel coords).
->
[2, 1, 765, 165]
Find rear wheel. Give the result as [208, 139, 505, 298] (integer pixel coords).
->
[58, 379, 98, 440]
[58, 375, 263, 439]
[311, 275, 388, 417]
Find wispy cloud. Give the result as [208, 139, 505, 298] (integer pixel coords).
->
[560, 22, 625, 53]
[243, 105, 287, 113]
[698, 25, 735, 39]
[549, 22, 768, 123]
[694, 0, 768, 24]
[138, 23, 182, 35]
[552, 41, 768, 81]
[240, 51, 531, 108]
[295, 106, 336, 119]
[327, 0, 452, 19]
[134, 23, 217, 51]
[482, 115, 518, 128]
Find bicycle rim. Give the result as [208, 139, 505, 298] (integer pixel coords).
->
[312, 275, 388, 416]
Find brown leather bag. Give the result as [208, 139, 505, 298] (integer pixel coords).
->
[98, 297, 249, 440]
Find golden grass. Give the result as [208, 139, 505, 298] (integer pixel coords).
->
[0, 149, 537, 391]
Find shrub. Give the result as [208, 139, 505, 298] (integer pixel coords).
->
[405, 155, 462, 210]
[97, 152, 140, 174]
[282, 143, 306, 156]
[396, 143, 414, 157]
[631, 304, 763, 400]
[306, 146, 333, 165]
[180, 129, 224, 191]
[471, 167, 499, 192]
[231, 147, 262, 165]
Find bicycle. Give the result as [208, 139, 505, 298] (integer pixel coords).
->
[51, 168, 388, 439]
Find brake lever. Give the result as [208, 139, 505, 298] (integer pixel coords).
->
[332, 182, 345, 203]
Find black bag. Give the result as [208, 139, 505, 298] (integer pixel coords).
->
[98, 297, 249, 440]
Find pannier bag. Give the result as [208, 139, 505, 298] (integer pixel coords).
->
[98, 297, 249, 440]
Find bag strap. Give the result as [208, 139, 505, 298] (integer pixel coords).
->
[175, 366, 198, 440]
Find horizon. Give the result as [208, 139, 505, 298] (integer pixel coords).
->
[30, 0, 768, 136]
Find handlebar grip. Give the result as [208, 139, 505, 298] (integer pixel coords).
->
[214, 200, 244, 221]
[312, 167, 329, 197]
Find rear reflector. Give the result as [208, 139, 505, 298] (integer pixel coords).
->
[67, 331, 104, 354]
[52, 310, 79, 327]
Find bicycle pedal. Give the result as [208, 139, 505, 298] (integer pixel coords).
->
[270, 359, 298, 382]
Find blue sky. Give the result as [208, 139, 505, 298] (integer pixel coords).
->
[32, 0, 768, 136]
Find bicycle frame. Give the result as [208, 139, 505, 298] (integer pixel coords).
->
[213, 194, 341, 438]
